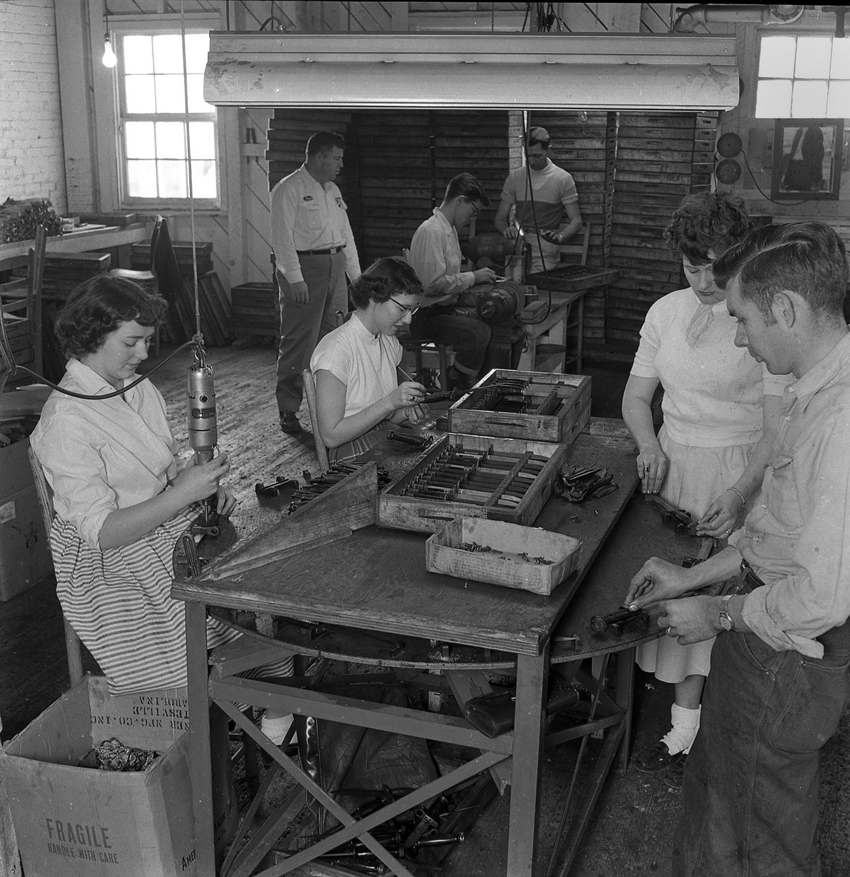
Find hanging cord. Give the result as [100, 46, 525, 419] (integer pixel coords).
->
[518, 113, 555, 326]
[179, 0, 204, 361]
[0, 340, 197, 401]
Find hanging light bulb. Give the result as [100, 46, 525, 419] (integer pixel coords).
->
[102, 33, 117, 68]
[102, 8, 117, 68]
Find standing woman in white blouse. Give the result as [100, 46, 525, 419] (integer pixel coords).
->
[622, 194, 788, 784]
[30, 275, 241, 695]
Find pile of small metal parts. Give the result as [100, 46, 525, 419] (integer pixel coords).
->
[555, 463, 618, 503]
[90, 737, 158, 772]
[293, 785, 468, 875]
[466, 378, 563, 417]
[399, 444, 546, 508]
[519, 552, 554, 565]
[456, 542, 553, 565]
[286, 463, 392, 514]
[457, 541, 493, 553]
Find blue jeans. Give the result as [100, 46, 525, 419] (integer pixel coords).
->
[674, 631, 850, 877]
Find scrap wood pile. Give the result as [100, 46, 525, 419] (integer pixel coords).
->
[0, 198, 63, 243]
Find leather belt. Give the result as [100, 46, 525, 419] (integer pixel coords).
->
[741, 561, 850, 656]
[296, 245, 345, 256]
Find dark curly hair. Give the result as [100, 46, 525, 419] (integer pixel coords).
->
[664, 192, 751, 265]
[349, 257, 423, 310]
[56, 274, 168, 359]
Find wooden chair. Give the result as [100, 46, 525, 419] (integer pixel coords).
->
[301, 366, 331, 471]
[0, 225, 47, 385]
[27, 443, 85, 688]
[111, 216, 182, 356]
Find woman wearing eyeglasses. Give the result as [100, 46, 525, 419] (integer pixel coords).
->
[310, 256, 430, 462]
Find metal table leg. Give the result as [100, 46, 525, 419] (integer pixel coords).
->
[186, 601, 217, 877]
[506, 648, 549, 877]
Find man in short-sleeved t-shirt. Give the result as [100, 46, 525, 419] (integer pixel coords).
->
[495, 126, 582, 274]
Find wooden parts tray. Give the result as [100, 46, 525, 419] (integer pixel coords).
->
[425, 518, 581, 596]
[448, 369, 591, 444]
[377, 433, 568, 533]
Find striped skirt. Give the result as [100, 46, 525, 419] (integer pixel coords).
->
[51, 507, 291, 696]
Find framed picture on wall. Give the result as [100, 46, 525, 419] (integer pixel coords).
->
[772, 119, 843, 201]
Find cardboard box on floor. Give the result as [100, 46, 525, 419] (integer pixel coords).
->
[0, 438, 52, 602]
[0, 675, 236, 877]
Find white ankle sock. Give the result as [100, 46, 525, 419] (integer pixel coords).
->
[260, 710, 293, 746]
[660, 704, 701, 755]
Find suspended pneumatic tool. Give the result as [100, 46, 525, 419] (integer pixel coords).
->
[187, 335, 221, 536]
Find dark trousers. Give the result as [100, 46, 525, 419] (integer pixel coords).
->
[409, 306, 492, 377]
[674, 630, 850, 877]
[275, 251, 347, 414]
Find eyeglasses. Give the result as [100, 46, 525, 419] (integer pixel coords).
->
[389, 296, 420, 316]
[465, 198, 481, 218]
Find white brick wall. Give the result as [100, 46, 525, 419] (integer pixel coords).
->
[0, 0, 67, 215]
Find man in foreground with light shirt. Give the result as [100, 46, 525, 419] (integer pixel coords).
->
[624, 221, 850, 877]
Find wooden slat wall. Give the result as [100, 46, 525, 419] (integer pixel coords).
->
[354, 110, 516, 266]
[604, 111, 718, 357]
[355, 110, 434, 263]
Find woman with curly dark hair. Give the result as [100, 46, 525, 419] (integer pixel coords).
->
[29, 274, 244, 695]
[310, 256, 430, 461]
[621, 193, 790, 785]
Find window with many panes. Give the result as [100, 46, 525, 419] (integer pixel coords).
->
[756, 33, 850, 118]
[116, 30, 219, 207]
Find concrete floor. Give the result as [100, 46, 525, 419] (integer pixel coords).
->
[2, 345, 848, 876]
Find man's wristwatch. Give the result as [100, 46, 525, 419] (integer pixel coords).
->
[717, 595, 736, 632]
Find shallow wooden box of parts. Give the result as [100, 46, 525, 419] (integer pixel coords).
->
[447, 369, 591, 444]
[378, 432, 568, 534]
[425, 517, 581, 596]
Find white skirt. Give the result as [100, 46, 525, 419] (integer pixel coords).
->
[636, 427, 757, 684]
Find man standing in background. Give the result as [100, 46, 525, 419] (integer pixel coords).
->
[270, 131, 361, 434]
[495, 126, 582, 274]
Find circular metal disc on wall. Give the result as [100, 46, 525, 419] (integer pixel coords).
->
[715, 158, 742, 184]
[717, 132, 743, 158]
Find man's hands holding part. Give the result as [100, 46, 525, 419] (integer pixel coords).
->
[473, 267, 498, 284]
[623, 557, 719, 645]
[625, 557, 723, 644]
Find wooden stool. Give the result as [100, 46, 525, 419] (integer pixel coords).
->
[397, 331, 453, 390]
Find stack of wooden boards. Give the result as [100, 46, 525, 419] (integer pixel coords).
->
[229, 281, 277, 340]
